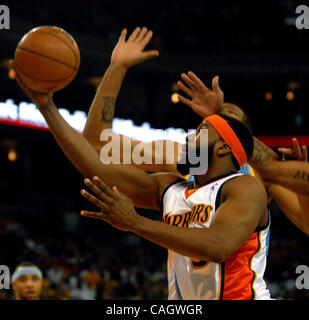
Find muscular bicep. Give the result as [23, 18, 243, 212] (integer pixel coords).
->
[90, 162, 180, 210]
[209, 176, 267, 260]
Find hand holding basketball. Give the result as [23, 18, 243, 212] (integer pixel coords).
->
[12, 59, 52, 109]
[14, 26, 80, 93]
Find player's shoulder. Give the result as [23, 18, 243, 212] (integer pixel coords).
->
[223, 173, 267, 199]
[228, 173, 264, 188]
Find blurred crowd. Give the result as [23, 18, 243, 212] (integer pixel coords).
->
[0, 197, 168, 300]
[0, 192, 309, 300]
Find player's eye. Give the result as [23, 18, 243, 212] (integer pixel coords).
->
[19, 276, 27, 282]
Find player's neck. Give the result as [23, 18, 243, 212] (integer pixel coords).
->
[194, 160, 236, 188]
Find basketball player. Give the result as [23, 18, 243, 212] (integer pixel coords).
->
[176, 71, 309, 196]
[11, 262, 43, 300]
[14, 44, 272, 298]
[176, 72, 309, 235]
[80, 27, 309, 235]
[79, 114, 271, 300]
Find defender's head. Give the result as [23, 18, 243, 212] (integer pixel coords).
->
[221, 102, 253, 131]
[11, 262, 43, 300]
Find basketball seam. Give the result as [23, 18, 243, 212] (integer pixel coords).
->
[32, 30, 79, 68]
[14, 58, 75, 83]
[16, 47, 78, 71]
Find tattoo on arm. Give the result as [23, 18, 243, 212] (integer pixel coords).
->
[294, 170, 309, 182]
[101, 97, 116, 123]
[251, 138, 276, 165]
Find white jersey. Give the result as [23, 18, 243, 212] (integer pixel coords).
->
[162, 172, 271, 300]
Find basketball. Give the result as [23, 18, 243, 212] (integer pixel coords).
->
[14, 26, 80, 93]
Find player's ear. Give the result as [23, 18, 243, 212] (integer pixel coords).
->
[216, 141, 232, 157]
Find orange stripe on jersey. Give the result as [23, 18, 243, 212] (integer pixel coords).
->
[249, 231, 262, 299]
[168, 249, 172, 270]
[219, 232, 261, 300]
[217, 263, 223, 299]
[185, 187, 196, 198]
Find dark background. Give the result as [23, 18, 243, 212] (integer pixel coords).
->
[1, 0, 309, 133]
[0, 0, 308, 300]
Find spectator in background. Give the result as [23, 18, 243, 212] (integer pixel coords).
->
[46, 263, 64, 289]
[11, 262, 43, 300]
[83, 263, 102, 291]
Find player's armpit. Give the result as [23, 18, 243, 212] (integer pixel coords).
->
[209, 175, 268, 262]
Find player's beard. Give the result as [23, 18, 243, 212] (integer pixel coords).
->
[177, 142, 214, 176]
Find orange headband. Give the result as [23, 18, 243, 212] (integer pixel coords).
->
[204, 114, 247, 167]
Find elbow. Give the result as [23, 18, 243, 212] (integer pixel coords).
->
[202, 236, 230, 264]
[82, 134, 101, 155]
[210, 250, 229, 264]
[82, 131, 91, 144]
[303, 226, 309, 237]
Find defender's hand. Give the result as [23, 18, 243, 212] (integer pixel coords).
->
[278, 138, 308, 162]
[177, 71, 224, 118]
[81, 176, 140, 231]
[111, 27, 159, 69]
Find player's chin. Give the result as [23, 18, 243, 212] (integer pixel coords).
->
[23, 291, 38, 300]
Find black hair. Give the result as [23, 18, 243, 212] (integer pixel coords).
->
[217, 113, 254, 170]
[223, 102, 253, 131]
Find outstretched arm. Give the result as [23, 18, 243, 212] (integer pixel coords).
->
[81, 175, 267, 263]
[13, 69, 180, 210]
[83, 27, 158, 153]
[268, 138, 309, 235]
[82, 27, 181, 173]
[251, 137, 309, 195]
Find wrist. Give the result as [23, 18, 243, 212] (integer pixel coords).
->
[109, 61, 129, 72]
[37, 95, 55, 113]
[130, 213, 147, 234]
